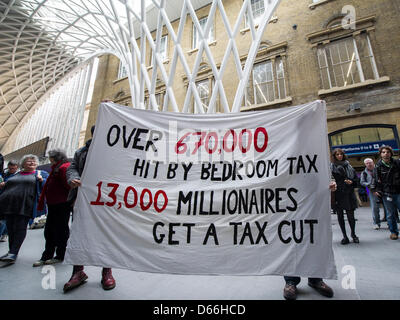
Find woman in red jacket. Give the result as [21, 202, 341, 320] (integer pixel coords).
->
[33, 149, 71, 266]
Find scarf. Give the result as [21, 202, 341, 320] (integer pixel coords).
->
[332, 160, 355, 180]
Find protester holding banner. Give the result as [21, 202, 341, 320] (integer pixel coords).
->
[63, 125, 116, 292]
[0, 154, 48, 264]
[33, 149, 71, 267]
[282, 179, 337, 300]
[370, 146, 400, 240]
[331, 149, 359, 245]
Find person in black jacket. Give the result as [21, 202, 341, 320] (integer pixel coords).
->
[370, 145, 400, 240]
[331, 148, 359, 245]
[63, 125, 116, 292]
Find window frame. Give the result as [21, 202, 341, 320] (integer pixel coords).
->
[251, 60, 276, 105]
[241, 41, 290, 110]
[245, 0, 266, 27]
[150, 34, 169, 66]
[145, 92, 164, 110]
[316, 34, 379, 90]
[194, 78, 212, 113]
[144, 79, 167, 110]
[307, 15, 388, 96]
[246, 56, 288, 106]
[117, 60, 128, 79]
[192, 16, 215, 50]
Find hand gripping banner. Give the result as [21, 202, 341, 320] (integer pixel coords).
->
[65, 100, 337, 279]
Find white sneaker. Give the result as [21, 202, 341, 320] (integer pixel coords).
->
[0, 235, 7, 242]
[373, 225, 380, 230]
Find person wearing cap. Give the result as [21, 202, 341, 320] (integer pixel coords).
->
[370, 145, 400, 240]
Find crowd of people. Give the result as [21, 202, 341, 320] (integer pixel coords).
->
[282, 145, 400, 301]
[0, 125, 115, 292]
[0, 139, 399, 300]
[330, 146, 400, 242]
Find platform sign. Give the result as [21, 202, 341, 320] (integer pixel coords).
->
[331, 139, 399, 156]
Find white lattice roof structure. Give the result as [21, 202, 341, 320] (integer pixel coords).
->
[0, 0, 281, 153]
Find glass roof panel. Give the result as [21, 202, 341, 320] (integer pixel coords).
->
[0, 0, 280, 152]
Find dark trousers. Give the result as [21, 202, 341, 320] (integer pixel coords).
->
[40, 202, 71, 261]
[336, 208, 356, 238]
[5, 215, 31, 255]
[284, 276, 322, 285]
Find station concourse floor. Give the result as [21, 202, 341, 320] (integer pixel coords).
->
[0, 205, 399, 300]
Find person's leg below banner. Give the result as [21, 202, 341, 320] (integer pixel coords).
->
[308, 278, 334, 298]
[101, 268, 116, 290]
[283, 276, 301, 300]
[63, 265, 87, 293]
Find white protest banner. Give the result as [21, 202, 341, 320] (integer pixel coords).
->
[64, 100, 337, 279]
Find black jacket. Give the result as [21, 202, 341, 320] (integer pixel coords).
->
[331, 161, 359, 211]
[371, 158, 400, 195]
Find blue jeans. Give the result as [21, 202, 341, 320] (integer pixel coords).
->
[381, 193, 400, 235]
[0, 219, 7, 237]
[284, 276, 322, 285]
[368, 192, 381, 226]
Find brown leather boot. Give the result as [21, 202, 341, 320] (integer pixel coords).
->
[63, 271, 88, 293]
[101, 268, 116, 290]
